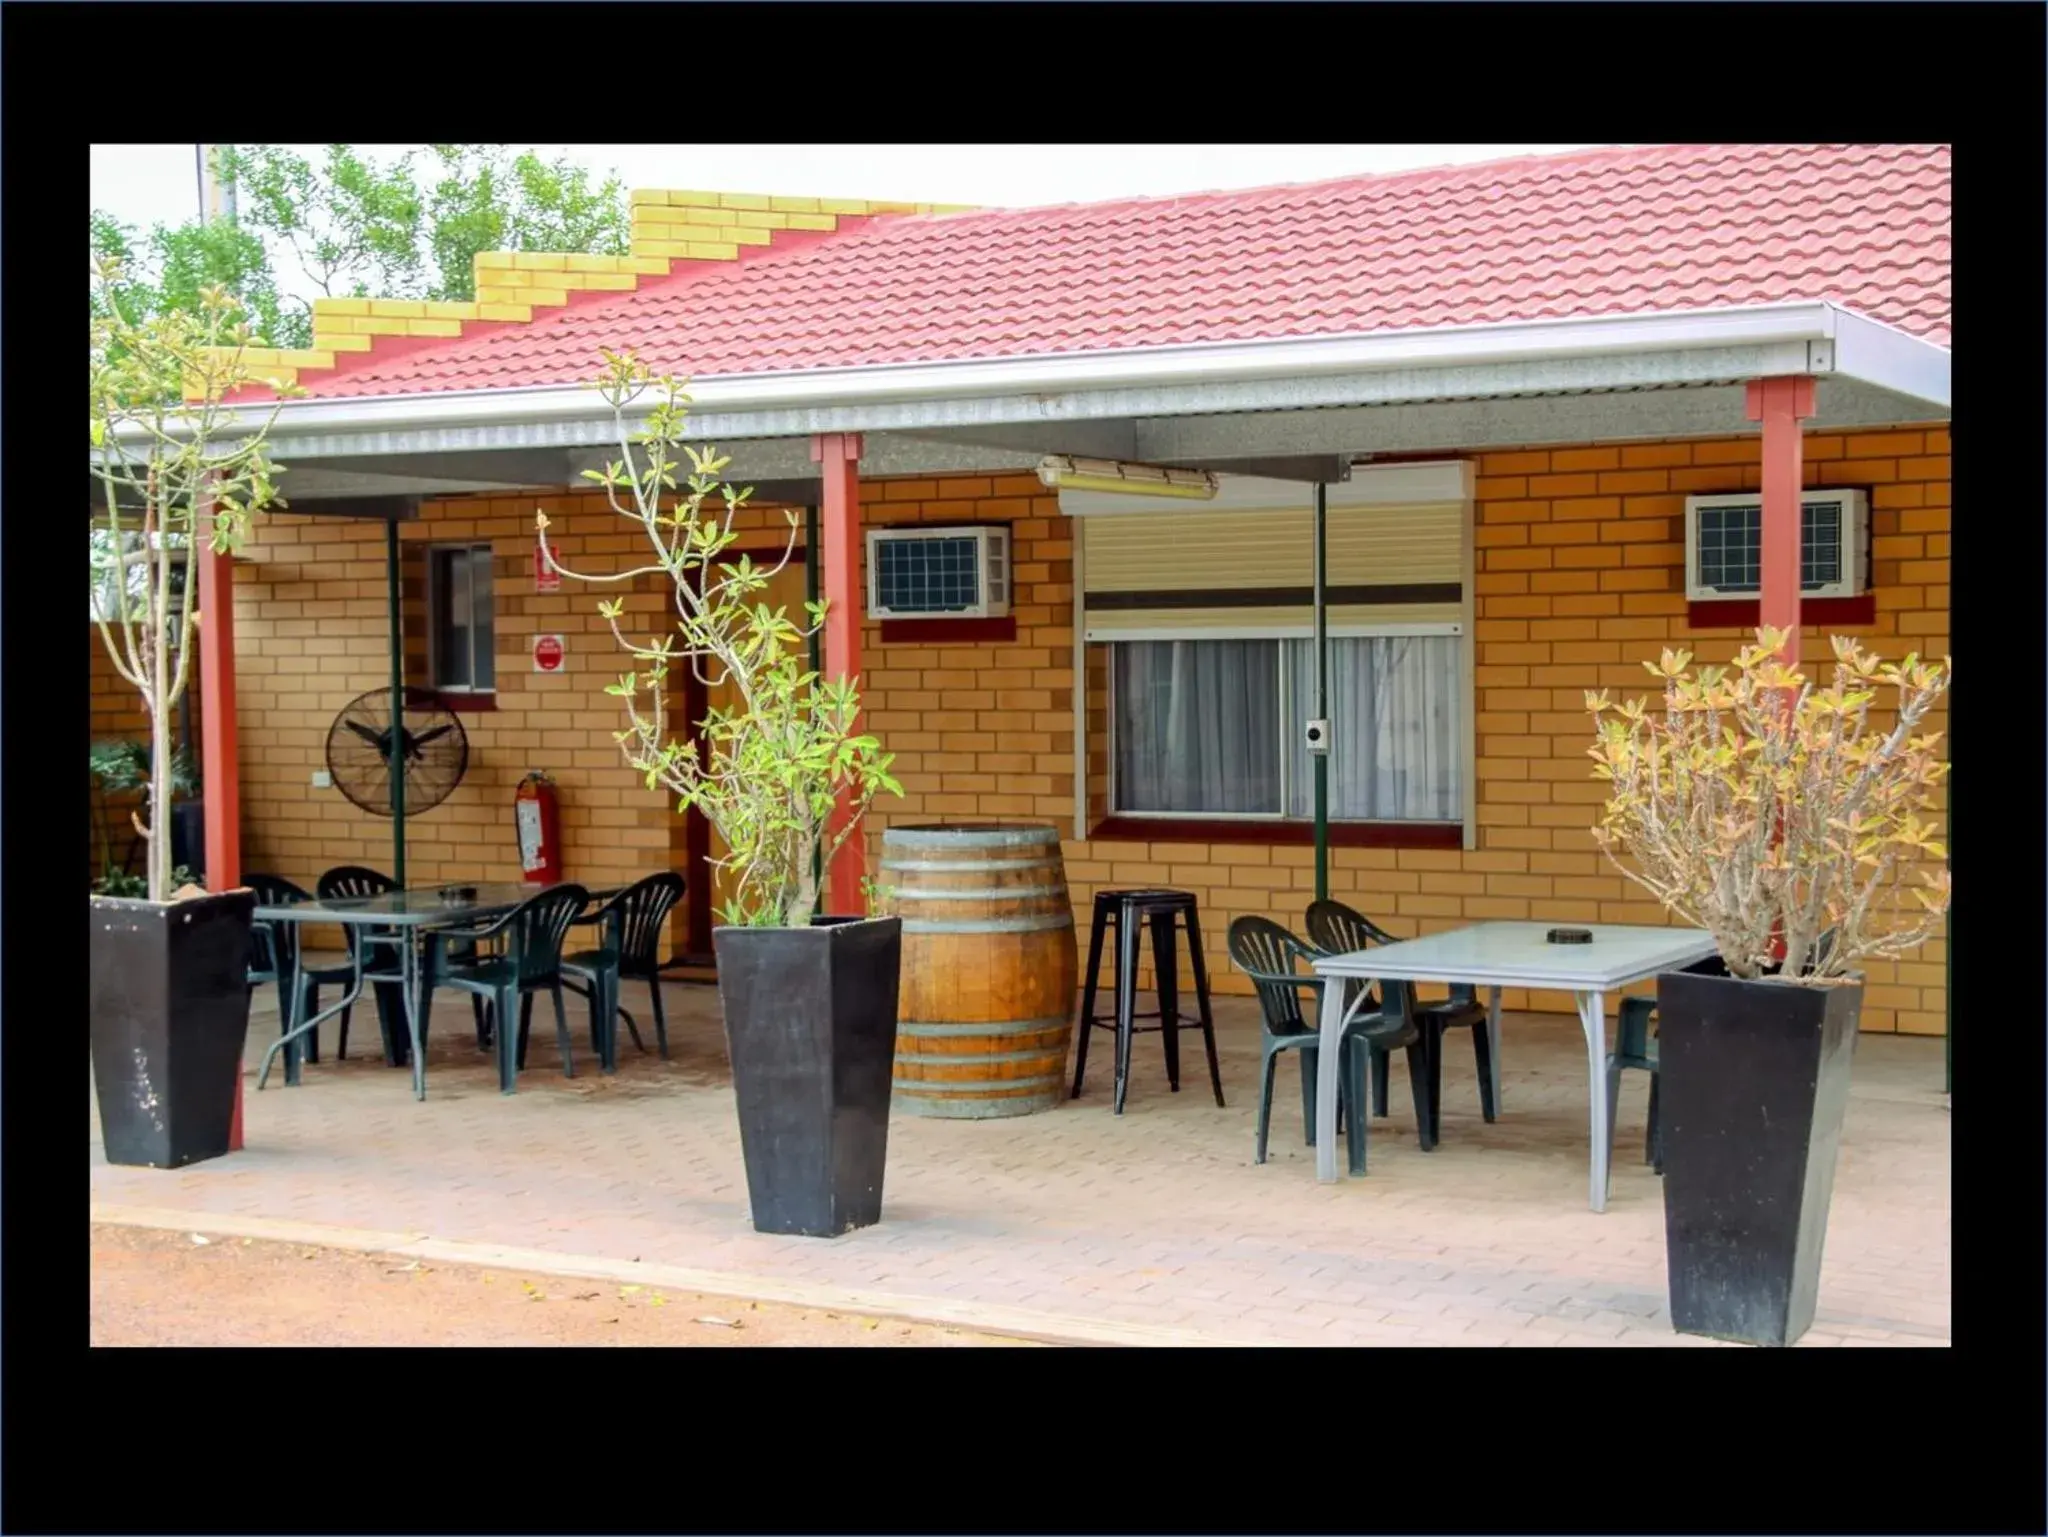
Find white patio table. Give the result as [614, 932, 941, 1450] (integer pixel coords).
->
[1310, 921, 1718, 1211]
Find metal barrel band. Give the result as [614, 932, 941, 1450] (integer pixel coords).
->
[899, 915, 1075, 934]
[892, 1047, 1068, 1067]
[892, 883, 1069, 902]
[895, 1015, 1072, 1039]
[882, 824, 1061, 845]
[891, 1071, 1068, 1096]
[879, 856, 1064, 875]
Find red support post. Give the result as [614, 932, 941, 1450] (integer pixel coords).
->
[811, 431, 866, 918]
[195, 523, 244, 1150]
[1745, 376, 1817, 668]
[1746, 376, 1816, 972]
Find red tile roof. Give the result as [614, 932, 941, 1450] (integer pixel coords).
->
[290, 142, 1951, 399]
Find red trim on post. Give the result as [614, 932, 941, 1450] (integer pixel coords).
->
[196, 525, 243, 1151]
[811, 432, 866, 919]
[1089, 817, 1463, 851]
[1745, 376, 1817, 667]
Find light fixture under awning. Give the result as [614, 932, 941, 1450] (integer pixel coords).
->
[1036, 455, 1219, 501]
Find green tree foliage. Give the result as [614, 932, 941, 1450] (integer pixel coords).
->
[224, 144, 427, 307]
[89, 210, 295, 347]
[422, 146, 632, 300]
[88, 144, 632, 348]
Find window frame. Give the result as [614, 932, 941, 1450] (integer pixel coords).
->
[1103, 621, 1466, 826]
[864, 524, 1012, 619]
[1683, 488, 1870, 601]
[426, 542, 498, 696]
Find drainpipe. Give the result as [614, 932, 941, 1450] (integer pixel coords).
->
[387, 519, 406, 884]
[1312, 481, 1330, 903]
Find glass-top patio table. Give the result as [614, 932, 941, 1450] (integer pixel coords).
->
[1310, 921, 1718, 1212]
[252, 881, 615, 1101]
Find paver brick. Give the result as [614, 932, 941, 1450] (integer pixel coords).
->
[90, 985, 1949, 1348]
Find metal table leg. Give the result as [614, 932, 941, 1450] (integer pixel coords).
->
[259, 934, 365, 1090]
[402, 930, 427, 1102]
[1486, 985, 1505, 1114]
[1314, 974, 1380, 1182]
[1576, 989, 1611, 1213]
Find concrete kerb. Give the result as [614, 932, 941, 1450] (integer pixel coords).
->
[90, 1202, 1282, 1349]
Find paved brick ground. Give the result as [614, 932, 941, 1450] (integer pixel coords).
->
[90, 964, 1950, 1346]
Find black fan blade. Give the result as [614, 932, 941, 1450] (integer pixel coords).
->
[410, 724, 456, 751]
[345, 719, 392, 754]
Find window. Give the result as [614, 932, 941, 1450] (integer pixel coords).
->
[865, 526, 1011, 618]
[429, 545, 496, 692]
[1684, 490, 1868, 599]
[1111, 635, 1464, 822]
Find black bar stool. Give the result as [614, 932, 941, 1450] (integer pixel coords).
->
[1071, 889, 1224, 1114]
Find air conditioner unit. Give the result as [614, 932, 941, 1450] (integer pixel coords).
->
[1684, 489, 1869, 601]
[865, 525, 1011, 619]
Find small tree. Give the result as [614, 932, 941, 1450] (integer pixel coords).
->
[538, 351, 901, 927]
[88, 258, 291, 901]
[1586, 628, 1951, 982]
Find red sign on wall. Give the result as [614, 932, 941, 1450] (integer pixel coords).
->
[532, 634, 566, 673]
[534, 545, 562, 593]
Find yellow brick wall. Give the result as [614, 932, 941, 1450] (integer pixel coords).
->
[839, 434, 1949, 1032]
[220, 499, 679, 905]
[186, 424, 1949, 1032]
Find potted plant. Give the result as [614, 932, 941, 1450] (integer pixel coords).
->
[88, 262, 291, 1168]
[540, 351, 903, 1238]
[1588, 629, 1951, 1346]
[90, 738, 198, 896]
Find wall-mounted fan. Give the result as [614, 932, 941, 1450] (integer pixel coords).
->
[324, 686, 469, 817]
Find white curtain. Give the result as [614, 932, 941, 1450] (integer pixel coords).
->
[1284, 636, 1463, 821]
[1110, 635, 1463, 821]
[1113, 640, 1280, 813]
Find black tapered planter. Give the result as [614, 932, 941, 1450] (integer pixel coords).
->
[1657, 965, 1861, 1347]
[713, 915, 902, 1238]
[89, 889, 256, 1169]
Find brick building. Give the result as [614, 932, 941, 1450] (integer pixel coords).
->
[114, 143, 1950, 1030]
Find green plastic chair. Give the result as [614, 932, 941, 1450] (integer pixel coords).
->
[1306, 898, 1494, 1130]
[420, 884, 592, 1095]
[315, 865, 416, 1065]
[1608, 995, 1662, 1173]
[1227, 915, 1431, 1173]
[562, 871, 686, 1064]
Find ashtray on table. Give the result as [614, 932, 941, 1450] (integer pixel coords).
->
[439, 885, 478, 904]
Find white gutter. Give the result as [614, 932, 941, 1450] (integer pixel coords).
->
[110, 301, 1947, 462]
[242, 300, 1946, 435]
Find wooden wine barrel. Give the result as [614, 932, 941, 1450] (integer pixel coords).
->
[881, 823, 1079, 1119]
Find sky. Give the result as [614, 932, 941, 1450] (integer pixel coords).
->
[91, 142, 1609, 234]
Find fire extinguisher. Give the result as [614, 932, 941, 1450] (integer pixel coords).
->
[514, 771, 562, 884]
